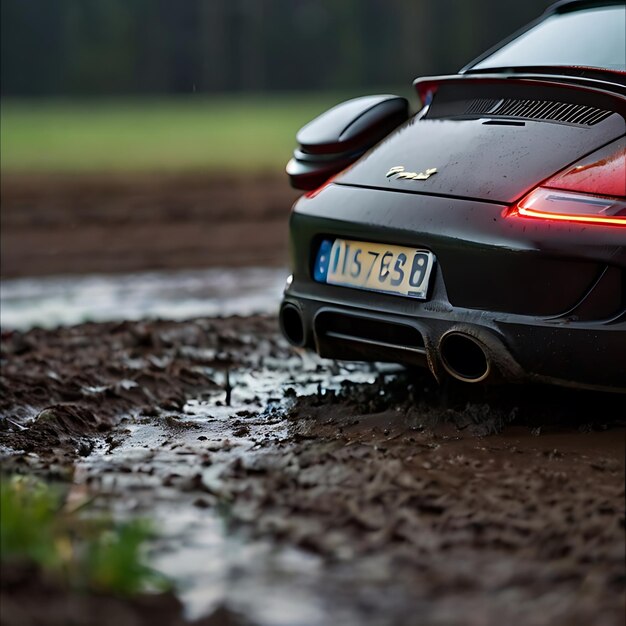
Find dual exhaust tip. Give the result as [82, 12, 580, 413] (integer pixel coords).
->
[280, 303, 306, 347]
[280, 304, 495, 384]
[438, 330, 491, 383]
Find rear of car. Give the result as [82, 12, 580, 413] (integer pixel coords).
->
[280, 1, 626, 391]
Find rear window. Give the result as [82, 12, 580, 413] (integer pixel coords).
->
[471, 5, 626, 72]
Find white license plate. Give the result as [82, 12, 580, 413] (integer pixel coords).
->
[317, 238, 434, 299]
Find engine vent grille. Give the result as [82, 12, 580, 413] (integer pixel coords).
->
[464, 98, 612, 126]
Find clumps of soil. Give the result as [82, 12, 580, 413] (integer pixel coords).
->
[294, 369, 626, 434]
[0, 316, 289, 463]
[2, 315, 625, 625]
[4, 404, 109, 459]
[204, 387, 625, 626]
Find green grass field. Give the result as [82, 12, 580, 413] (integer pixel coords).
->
[1, 94, 365, 174]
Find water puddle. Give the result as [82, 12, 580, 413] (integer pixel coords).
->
[0, 267, 288, 329]
[77, 351, 388, 625]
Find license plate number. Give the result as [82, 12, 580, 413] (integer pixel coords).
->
[314, 238, 434, 299]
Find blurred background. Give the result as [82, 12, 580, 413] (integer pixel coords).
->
[2, 0, 551, 98]
[1, 0, 549, 324]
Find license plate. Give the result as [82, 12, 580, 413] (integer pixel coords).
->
[314, 238, 434, 299]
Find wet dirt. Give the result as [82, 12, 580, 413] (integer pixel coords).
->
[0, 316, 283, 462]
[1, 172, 298, 278]
[0, 563, 246, 626]
[0, 267, 288, 329]
[1, 316, 624, 626]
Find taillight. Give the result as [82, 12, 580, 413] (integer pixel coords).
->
[516, 188, 626, 226]
[512, 141, 626, 227]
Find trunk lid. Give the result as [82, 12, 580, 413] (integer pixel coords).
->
[336, 77, 626, 203]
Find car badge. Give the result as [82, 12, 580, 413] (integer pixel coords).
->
[386, 165, 437, 180]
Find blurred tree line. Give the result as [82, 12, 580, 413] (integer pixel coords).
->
[1, 0, 550, 97]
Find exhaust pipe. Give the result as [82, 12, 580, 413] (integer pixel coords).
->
[280, 303, 306, 347]
[439, 331, 491, 383]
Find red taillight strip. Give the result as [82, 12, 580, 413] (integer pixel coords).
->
[516, 205, 626, 227]
[512, 140, 626, 227]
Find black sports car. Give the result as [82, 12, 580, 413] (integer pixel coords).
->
[280, 0, 626, 392]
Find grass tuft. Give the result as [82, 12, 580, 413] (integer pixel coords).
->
[0, 476, 167, 596]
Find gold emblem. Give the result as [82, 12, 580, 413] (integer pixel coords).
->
[386, 165, 437, 180]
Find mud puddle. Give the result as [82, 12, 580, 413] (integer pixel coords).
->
[77, 356, 385, 625]
[1, 317, 624, 626]
[0, 267, 288, 329]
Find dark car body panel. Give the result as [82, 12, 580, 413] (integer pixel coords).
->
[296, 95, 409, 156]
[338, 82, 625, 203]
[289, 184, 625, 318]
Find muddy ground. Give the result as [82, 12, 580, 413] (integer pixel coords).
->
[1, 316, 624, 626]
[1, 173, 298, 277]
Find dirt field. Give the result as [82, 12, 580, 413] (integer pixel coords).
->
[1, 172, 625, 625]
[1, 173, 298, 277]
[2, 316, 624, 626]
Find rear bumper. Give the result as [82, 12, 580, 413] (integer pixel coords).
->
[280, 184, 626, 392]
[281, 288, 626, 392]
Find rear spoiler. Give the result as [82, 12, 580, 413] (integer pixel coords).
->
[413, 74, 626, 113]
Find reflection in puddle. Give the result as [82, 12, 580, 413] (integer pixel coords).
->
[0, 267, 288, 329]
